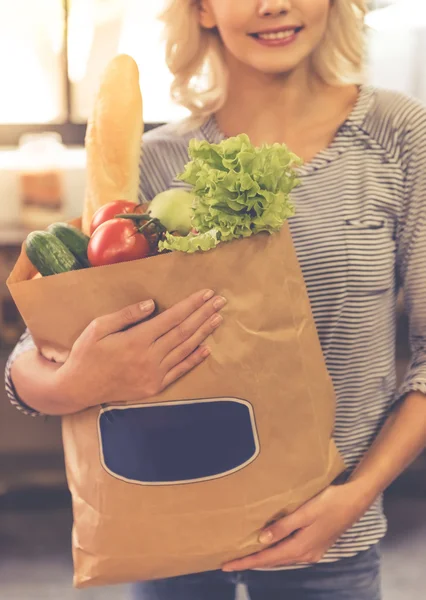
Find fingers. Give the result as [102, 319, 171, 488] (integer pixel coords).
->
[85, 299, 156, 340]
[155, 294, 226, 357]
[147, 289, 217, 340]
[223, 545, 286, 572]
[259, 511, 312, 546]
[161, 345, 212, 390]
[161, 312, 223, 371]
[222, 531, 314, 571]
[222, 508, 320, 571]
[222, 509, 316, 571]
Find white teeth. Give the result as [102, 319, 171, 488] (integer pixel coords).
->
[257, 30, 296, 40]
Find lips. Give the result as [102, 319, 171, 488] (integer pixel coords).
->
[250, 26, 303, 41]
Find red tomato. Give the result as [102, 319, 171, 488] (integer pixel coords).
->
[88, 218, 150, 267]
[90, 200, 140, 235]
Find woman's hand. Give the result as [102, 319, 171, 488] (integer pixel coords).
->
[222, 483, 371, 571]
[54, 288, 226, 411]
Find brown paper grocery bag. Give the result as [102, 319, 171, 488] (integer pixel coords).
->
[7, 223, 345, 588]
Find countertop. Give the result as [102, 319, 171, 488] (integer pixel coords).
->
[0, 146, 86, 171]
[0, 224, 32, 246]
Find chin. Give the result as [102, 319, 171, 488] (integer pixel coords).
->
[249, 58, 306, 76]
[242, 48, 310, 77]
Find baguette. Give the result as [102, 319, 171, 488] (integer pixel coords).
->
[82, 54, 144, 235]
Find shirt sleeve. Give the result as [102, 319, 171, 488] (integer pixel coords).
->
[138, 128, 175, 203]
[137, 124, 193, 203]
[396, 106, 426, 401]
[4, 328, 42, 416]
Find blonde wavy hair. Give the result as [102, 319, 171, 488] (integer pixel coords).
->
[160, 0, 367, 127]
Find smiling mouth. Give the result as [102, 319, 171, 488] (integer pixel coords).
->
[250, 27, 303, 41]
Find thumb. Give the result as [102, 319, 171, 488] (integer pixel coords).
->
[40, 345, 70, 364]
[89, 299, 156, 339]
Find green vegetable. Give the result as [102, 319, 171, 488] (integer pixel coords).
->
[163, 229, 220, 253]
[25, 231, 83, 276]
[47, 222, 91, 267]
[148, 189, 195, 235]
[159, 134, 301, 253]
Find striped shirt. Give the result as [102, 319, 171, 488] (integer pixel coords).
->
[4, 85, 426, 565]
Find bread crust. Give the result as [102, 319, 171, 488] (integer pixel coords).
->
[82, 55, 144, 234]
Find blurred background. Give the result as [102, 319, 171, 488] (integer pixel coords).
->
[0, 1, 425, 598]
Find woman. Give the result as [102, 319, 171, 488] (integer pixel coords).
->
[5, 1, 426, 599]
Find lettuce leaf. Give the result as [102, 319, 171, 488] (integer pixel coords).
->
[159, 230, 220, 253]
[159, 134, 301, 253]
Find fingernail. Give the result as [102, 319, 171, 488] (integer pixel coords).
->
[200, 346, 211, 358]
[203, 289, 215, 302]
[259, 531, 273, 544]
[140, 299, 154, 311]
[213, 296, 227, 310]
[211, 314, 223, 328]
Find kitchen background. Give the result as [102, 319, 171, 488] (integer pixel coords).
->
[0, 1, 425, 599]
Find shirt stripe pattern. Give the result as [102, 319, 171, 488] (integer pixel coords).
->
[5, 86, 426, 566]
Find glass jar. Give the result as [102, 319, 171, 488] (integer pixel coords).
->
[18, 132, 66, 229]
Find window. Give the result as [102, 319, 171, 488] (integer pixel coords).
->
[0, 0, 66, 125]
[1, 0, 425, 146]
[0, 0, 185, 146]
[69, 0, 187, 124]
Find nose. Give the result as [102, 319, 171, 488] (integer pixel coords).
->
[258, 0, 290, 17]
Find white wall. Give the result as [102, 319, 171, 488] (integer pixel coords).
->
[367, 27, 426, 103]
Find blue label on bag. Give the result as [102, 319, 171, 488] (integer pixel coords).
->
[98, 398, 259, 485]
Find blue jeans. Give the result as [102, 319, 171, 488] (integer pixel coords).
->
[132, 544, 382, 600]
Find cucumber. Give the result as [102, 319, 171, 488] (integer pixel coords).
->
[47, 222, 90, 267]
[25, 231, 83, 277]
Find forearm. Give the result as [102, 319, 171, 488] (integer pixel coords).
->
[10, 349, 82, 416]
[346, 392, 426, 505]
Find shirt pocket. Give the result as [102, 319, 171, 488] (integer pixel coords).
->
[343, 217, 396, 295]
[98, 398, 260, 486]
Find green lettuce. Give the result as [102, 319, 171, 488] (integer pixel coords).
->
[160, 229, 220, 253]
[158, 134, 301, 253]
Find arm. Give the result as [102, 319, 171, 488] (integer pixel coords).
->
[6, 290, 226, 417]
[223, 389, 426, 571]
[323, 102, 426, 538]
[348, 104, 426, 500]
[224, 313, 426, 569]
[4, 329, 44, 416]
[346, 392, 426, 507]
[9, 348, 78, 416]
[223, 106, 426, 571]
[7, 130, 189, 416]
